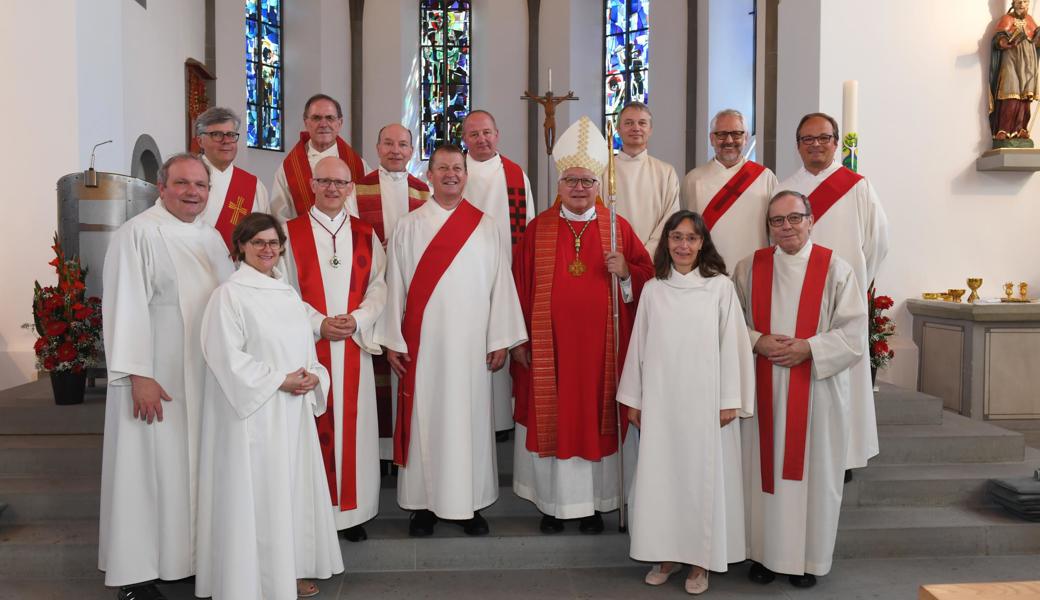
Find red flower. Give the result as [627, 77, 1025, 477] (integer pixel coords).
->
[873, 296, 894, 310]
[872, 341, 890, 356]
[43, 357, 57, 371]
[33, 337, 47, 353]
[74, 307, 92, 320]
[56, 342, 77, 362]
[44, 321, 68, 337]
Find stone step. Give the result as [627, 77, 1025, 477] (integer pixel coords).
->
[873, 411, 1025, 464]
[0, 379, 105, 435]
[844, 447, 1040, 508]
[874, 383, 944, 426]
[0, 435, 103, 475]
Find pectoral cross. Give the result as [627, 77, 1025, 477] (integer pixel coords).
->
[228, 196, 248, 225]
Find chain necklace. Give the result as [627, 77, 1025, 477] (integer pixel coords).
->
[562, 212, 593, 276]
[309, 212, 347, 268]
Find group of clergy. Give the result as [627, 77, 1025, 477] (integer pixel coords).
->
[96, 92, 887, 600]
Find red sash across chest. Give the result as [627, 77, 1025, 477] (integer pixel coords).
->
[807, 167, 863, 223]
[701, 160, 766, 231]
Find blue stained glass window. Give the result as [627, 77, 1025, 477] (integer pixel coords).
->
[246, 0, 283, 151]
[603, 0, 649, 150]
[420, 1, 471, 160]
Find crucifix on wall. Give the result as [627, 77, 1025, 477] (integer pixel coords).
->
[522, 76, 579, 207]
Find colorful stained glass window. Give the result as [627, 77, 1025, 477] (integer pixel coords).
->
[604, 0, 649, 149]
[420, 0, 471, 160]
[246, 0, 283, 151]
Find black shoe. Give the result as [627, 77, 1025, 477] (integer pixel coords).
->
[462, 511, 489, 536]
[789, 573, 817, 588]
[578, 512, 604, 534]
[339, 524, 367, 542]
[117, 583, 167, 600]
[539, 514, 564, 534]
[844, 469, 853, 483]
[408, 509, 438, 537]
[495, 430, 511, 442]
[748, 562, 776, 584]
[380, 459, 390, 477]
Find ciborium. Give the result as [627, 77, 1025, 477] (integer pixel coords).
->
[1005, 282, 1015, 300]
[1021, 282, 1030, 300]
[947, 289, 966, 303]
[967, 278, 983, 303]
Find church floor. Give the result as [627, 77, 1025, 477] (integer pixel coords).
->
[2, 555, 1039, 599]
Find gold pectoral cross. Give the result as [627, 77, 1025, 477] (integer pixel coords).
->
[568, 257, 586, 276]
[228, 196, 248, 225]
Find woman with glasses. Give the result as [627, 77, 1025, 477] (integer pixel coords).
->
[618, 210, 754, 595]
[195, 213, 343, 600]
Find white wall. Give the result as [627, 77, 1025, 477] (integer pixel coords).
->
[778, 0, 1040, 387]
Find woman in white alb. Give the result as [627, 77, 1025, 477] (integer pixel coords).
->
[195, 213, 343, 600]
[618, 210, 755, 595]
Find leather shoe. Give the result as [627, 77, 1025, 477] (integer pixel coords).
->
[117, 583, 167, 600]
[462, 511, 489, 535]
[339, 524, 367, 542]
[788, 573, 817, 588]
[578, 512, 604, 534]
[408, 509, 438, 537]
[539, 514, 564, 534]
[748, 562, 776, 584]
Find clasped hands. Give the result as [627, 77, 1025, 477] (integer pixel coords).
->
[754, 334, 812, 368]
[320, 313, 357, 341]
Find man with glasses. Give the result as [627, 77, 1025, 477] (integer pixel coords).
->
[511, 117, 654, 535]
[280, 156, 388, 545]
[732, 190, 866, 590]
[682, 109, 777, 267]
[271, 94, 369, 221]
[778, 112, 888, 483]
[613, 101, 681, 255]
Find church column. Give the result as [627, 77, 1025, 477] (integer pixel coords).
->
[526, 0, 541, 201]
[349, 0, 365, 152]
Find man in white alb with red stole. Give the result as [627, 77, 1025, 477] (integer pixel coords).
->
[270, 94, 369, 221]
[352, 123, 429, 463]
[281, 157, 387, 543]
[778, 112, 888, 475]
[375, 145, 526, 538]
[511, 117, 654, 534]
[733, 191, 866, 589]
[194, 107, 270, 250]
[461, 110, 535, 436]
[682, 108, 777, 267]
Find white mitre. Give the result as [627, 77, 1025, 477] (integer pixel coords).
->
[553, 116, 609, 176]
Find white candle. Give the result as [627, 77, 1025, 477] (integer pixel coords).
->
[843, 80, 858, 136]
[548, 68, 553, 93]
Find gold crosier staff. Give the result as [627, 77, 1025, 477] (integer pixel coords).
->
[605, 121, 626, 533]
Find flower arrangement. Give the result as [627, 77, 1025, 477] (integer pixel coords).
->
[868, 287, 895, 371]
[25, 235, 103, 374]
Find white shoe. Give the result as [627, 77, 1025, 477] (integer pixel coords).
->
[685, 570, 709, 595]
[645, 563, 679, 586]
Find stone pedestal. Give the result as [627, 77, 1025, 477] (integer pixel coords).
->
[975, 148, 1040, 172]
[906, 299, 1040, 420]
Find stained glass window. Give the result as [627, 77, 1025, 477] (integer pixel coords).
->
[420, 1, 471, 160]
[604, 0, 649, 149]
[246, 0, 283, 151]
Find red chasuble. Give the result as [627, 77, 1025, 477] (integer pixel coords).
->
[499, 155, 528, 248]
[700, 160, 766, 231]
[283, 132, 367, 217]
[212, 167, 258, 250]
[286, 214, 373, 510]
[511, 200, 654, 460]
[393, 200, 485, 467]
[352, 169, 428, 439]
[750, 244, 832, 494]
[806, 166, 863, 223]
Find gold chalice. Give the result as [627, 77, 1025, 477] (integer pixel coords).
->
[1020, 282, 1029, 300]
[1005, 282, 1015, 300]
[966, 278, 982, 303]
[947, 289, 966, 303]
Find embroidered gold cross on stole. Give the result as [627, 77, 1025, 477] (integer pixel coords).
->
[228, 196, 248, 225]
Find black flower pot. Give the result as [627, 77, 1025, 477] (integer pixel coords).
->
[50, 371, 86, 405]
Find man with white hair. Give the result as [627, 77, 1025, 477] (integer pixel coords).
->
[682, 109, 777, 267]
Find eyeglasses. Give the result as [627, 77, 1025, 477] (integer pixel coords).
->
[767, 213, 811, 227]
[306, 114, 341, 124]
[560, 176, 597, 189]
[314, 178, 352, 189]
[667, 233, 702, 244]
[797, 134, 836, 146]
[711, 130, 746, 141]
[200, 131, 241, 142]
[247, 239, 282, 250]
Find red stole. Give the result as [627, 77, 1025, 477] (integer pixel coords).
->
[286, 213, 374, 510]
[393, 200, 485, 466]
[284, 132, 367, 217]
[212, 167, 258, 250]
[700, 160, 766, 231]
[527, 199, 622, 458]
[500, 155, 528, 248]
[750, 244, 832, 494]
[807, 167, 863, 222]
[353, 170, 429, 242]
